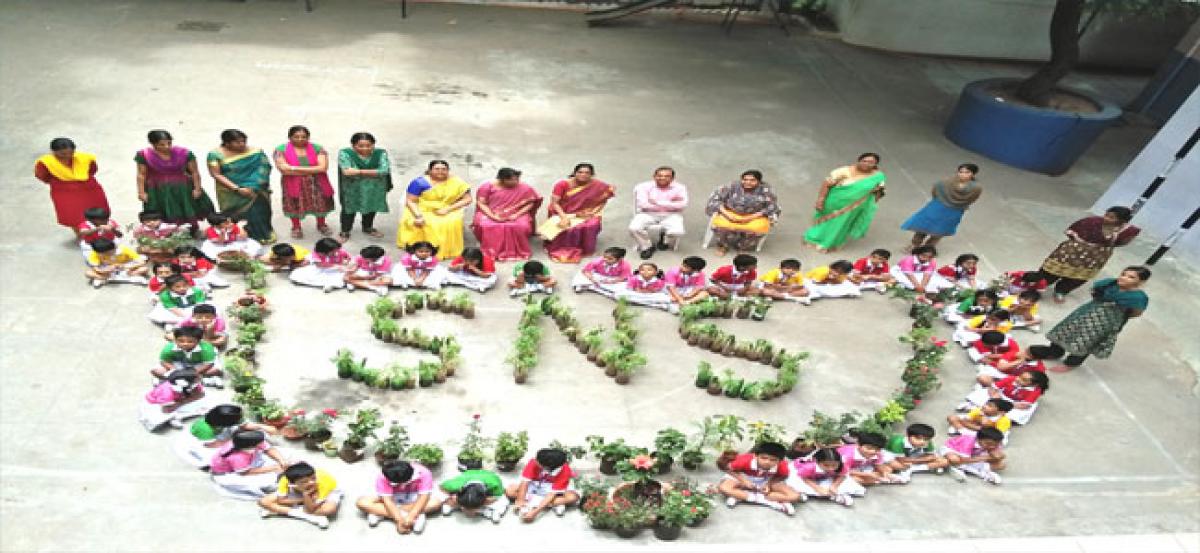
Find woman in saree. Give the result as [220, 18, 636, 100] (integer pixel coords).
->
[396, 159, 472, 260]
[34, 137, 111, 238]
[1045, 266, 1150, 373]
[539, 163, 615, 263]
[803, 153, 886, 253]
[275, 125, 336, 239]
[472, 167, 542, 261]
[136, 129, 215, 231]
[208, 129, 274, 243]
[703, 169, 780, 256]
[1038, 207, 1139, 303]
[901, 163, 982, 251]
[336, 132, 391, 242]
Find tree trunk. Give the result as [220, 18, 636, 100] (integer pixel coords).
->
[1016, 0, 1085, 107]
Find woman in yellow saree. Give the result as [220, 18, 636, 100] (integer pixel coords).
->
[396, 159, 471, 260]
[803, 153, 886, 253]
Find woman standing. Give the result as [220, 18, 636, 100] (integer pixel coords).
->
[901, 163, 982, 251]
[275, 125, 335, 239]
[472, 167, 543, 261]
[703, 169, 780, 256]
[1038, 207, 1139, 303]
[336, 132, 391, 242]
[208, 130, 274, 243]
[136, 130, 215, 231]
[538, 163, 615, 263]
[803, 153, 886, 253]
[34, 137, 111, 237]
[1045, 266, 1150, 372]
[396, 159, 472, 260]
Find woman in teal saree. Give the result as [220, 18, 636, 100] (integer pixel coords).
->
[803, 153, 886, 253]
[207, 129, 274, 243]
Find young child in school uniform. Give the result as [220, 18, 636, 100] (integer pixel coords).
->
[209, 430, 288, 500]
[978, 344, 1059, 385]
[290, 237, 353, 293]
[439, 468, 510, 523]
[506, 448, 581, 522]
[200, 212, 262, 258]
[883, 423, 950, 478]
[961, 371, 1050, 426]
[805, 260, 862, 300]
[890, 245, 942, 296]
[148, 262, 191, 299]
[392, 241, 447, 291]
[77, 207, 123, 257]
[572, 247, 632, 297]
[665, 256, 710, 307]
[174, 404, 275, 469]
[1000, 270, 1048, 297]
[620, 262, 674, 312]
[931, 253, 982, 291]
[508, 260, 556, 297]
[707, 254, 760, 299]
[943, 289, 999, 325]
[785, 447, 856, 507]
[147, 275, 209, 327]
[967, 330, 1021, 366]
[445, 247, 498, 292]
[260, 243, 310, 272]
[954, 310, 1013, 347]
[259, 461, 343, 529]
[717, 442, 798, 515]
[850, 249, 897, 293]
[948, 398, 1013, 437]
[838, 432, 906, 486]
[137, 368, 208, 431]
[175, 304, 228, 350]
[132, 210, 180, 251]
[345, 245, 393, 296]
[85, 238, 149, 288]
[999, 290, 1043, 332]
[174, 246, 229, 290]
[759, 258, 812, 305]
[941, 427, 1006, 484]
[356, 460, 442, 535]
[155, 325, 221, 384]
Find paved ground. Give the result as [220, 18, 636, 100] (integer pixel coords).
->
[1, 0, 1197, 551]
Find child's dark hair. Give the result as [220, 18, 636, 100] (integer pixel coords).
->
[733, 254, 757, 270]
[522, 260, 545, 278]
[986, 398, 1014, 413]
[974, 289, 999, 304]
[91, 238, 116, 253]
[1019, 271, 1043, 284]
[383, 460, 414, 483]
[192, 304, 217, 316]
[989, 309, 1011, 322]
[151, 262, 180, 275]
[1027, 344, 1062, 361]
[1023, 370, 1050, 392]
[855, 432, 887, 448]
[780, 258, 801, 271]
[173, 325, 204, 341]
[223, 430, 267, 456]
[458, 482, 487, 509]
[163, 274, 188, 289]
[912, 245, 937, 257]
[204, 404, 243, 428]
[461, 247, 484, 265]
[954, 253, 979, 266]
[870, 248, 891, 260]
[980, 330, 1006, 346]
[535, 448, 568, 470]
[174, 246, 212, 262]
[976, 427, 1004, 443]
[283, 461, 316, 482]
[314, 237, 342, 254]
[682, 256, 707, 271]
[752, 441, 787, 459]
[1122, 265, 1152, 281]
[603, 247, 627, 259]
[405, 241, 438, 256]
[165, 369, 199, 395]
[360, 245, 386, 259]
[1018, 290, 1042, 303]
[84, 207, 110, 220]
[906, 423, 935, 439]
[271, 243, 296, 258]
[138, 210, 163, 222]
[206, 212, 233, 226]
[830, 260, 853, 274]
[811, 448, 844, 472]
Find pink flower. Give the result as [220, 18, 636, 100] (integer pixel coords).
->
[631, 454, 655, 471]
[680, 489, 692, 497]
[472, 413, 481, 420]
[932, 339, 948, 348]
[914, 399, 922, 406]
[292, 409, 306, 415]
[322, 408, 339, 417]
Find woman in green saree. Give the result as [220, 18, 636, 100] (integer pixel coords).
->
[803, 153, 886, 253]
[207, 129, 274, 243]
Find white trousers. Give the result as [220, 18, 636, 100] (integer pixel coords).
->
[628, 212, 685, 251]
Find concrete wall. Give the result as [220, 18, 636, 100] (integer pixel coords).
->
[1092, 87, 1200, 269]
[1131, 20, 1200, 123]
[828, 0, 1195, 70]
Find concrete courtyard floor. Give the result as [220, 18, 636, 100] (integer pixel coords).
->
[1, 0, 1198, 550]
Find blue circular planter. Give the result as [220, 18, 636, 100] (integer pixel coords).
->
[944, 78, 1122, 176]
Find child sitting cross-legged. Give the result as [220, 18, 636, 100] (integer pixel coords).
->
[290, 238, 353, 293]
[148, 262, 191, 301]
[173, 404, 275, 469]
[785, 447, 855, 507]
[85, 238, 149, 288]
[571, 246, 631, 297]
[1000, 270, 1047, 297]
[345, 245, 393, 296]
[890, 245, 941, 296]
[508, 260, 556, 297]
[978, 344, 1059, 383]
[356, 460, 442, 535]
[199, 212, 262, 259]
[954, 310, 1013, 348]
[941, 427, 1006, 484]
[943, 289, 999, 325]
[77, 207, 123, 256]
[620, 262, 674, 312]
[718, 442, 799, 515]
[947, 398, 1013, 437]
[173, 304, 228, 350]
[707, 254, 760, 299]
[147, 274, 209, 327]
[137, 368, 209, 432]
[1000, 290, 1043, 332]
[967, 330, 1021, 367]
[839, 431, 907, 486]
[131, 210, 179, 245]
[392, 241, 447, 291]
[849, 248, 896, 293]
[883, 423, 951, 479]
[805, 259, 862, 300]
[209, 430, 287, 500]
[931, 253, 982, 291]
[439, 468, 510, 523]
[444, 247, 498, 292]
[758, 258, 812, 305]
[664, 256, 709, 307]
[259, 461, 343, 529]
[506, 448, 580, 522]
[259, 243, 309, 273]
[154, 325, 221, 385]
[961, 370, 1050, 426]
[173, 246, 229, 290]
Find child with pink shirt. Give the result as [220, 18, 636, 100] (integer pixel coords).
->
[785, 447, 858, 507]
[890, 245, 945, 296]
[665, 256, 710, 306]
[137, 368, 209, 431]
[290, 237, 353, 292]
[619, 262, 674, 312]
[345, 245, 393, 296]
[392, 241, 448, 290]
[173, 304, 228, 350]
[941, 427, 1006, 484]
[356, 460, 443, 535]
[209, 430, 288, 500]
[838, 432, 907, 487]
[571, 247, 631, 297]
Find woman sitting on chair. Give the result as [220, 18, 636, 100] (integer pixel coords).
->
[703, 169, 780, 256]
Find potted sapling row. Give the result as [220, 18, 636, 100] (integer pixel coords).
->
[493, 431, 529, 472]
[694, 361, 713, 389]
[404, 292, 425, 313]
[339, 408, 383, 464]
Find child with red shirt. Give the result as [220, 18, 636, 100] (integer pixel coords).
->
[717, 442, 798, 515]
[850, 248, 896, 293]
[148, 262, 194, 301]
[199, 212, 262, 259]
[1001, 270, 1048, 296]
[968, 331, 1020, 366]
[961, 370, 1049, 425]
[174, 245, 229, 289]
[931, 253, 982, 290]
[978, 343, 1060, 383]
[77, 207, 123, 256]
[505, 448, 580, 522]
[707, 254, 760, 299]
[445, 247, 498, 292]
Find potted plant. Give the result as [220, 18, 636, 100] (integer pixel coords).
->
[753, 339, 774, 365]
[721, 373, 743, 399]
[586, 436, 640, 475]
[749, 297, 772, 321]
[452, 292, 475, 319]
[457, 414, 491, 471]
[366, 296, 398, 320]
[417, 360, 439, 387]
[705, 374, 722, 396]
[404, 292, 425, 313]
[303, 409, 338, 451]
[670, 478, 714, 526]
[578, 326, 604, 356]
[801, 410, 860, 451]
[581, 488, 618, 530]
[374, 421, 410, 466]
[426, 289, 446, 311]
[407, 443, 444, 470]
[548, 439, 589, 462]
[229, 369, 262, 394]
[709, 415, 745, 471]
[251, 399, 288, 428]
[331, 348, 357, 379]
[281, 409, 309, 440]
[339, 408, 383, 463]
[734, 300, 752, 319]
[493, 431, 529, 472]
[613, 352, 645, 385]
[653, 428, 687, 474]
[679, 447, 706, 471]
[694, 361, 713, 389]
[653, 489, 696, 540]
[611, 498, 653, 539]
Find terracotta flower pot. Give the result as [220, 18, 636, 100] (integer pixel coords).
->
[615, 374, 630, 385]
[281, 426, 307, 440]
[457, 457, 483, 472]
[604, 366, 618, 378]
[514, 372, 528, 384]
[263, 416, 290, 429]
[495, 460, 519, 472]
[339, 444, 366, 463]
[706, 382, 722, 395]
[304, 431, 331, 451]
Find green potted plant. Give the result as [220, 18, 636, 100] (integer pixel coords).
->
[800, 410, 860, 452]
[493, 431, 529, 472]
[749, 296, 773, 321]
[694, 361, 713, 389]
[547, 439, 588, 461]
[404, 292, 425, 313]
[340, 408, 383, 463]
[613, 352, 646, 385]
[281, 409, 309, 440]
[407, 443, 444, 470]
[653, 488, 696, 540]
[330, 348, 357, 379]
[417, 360, 439, 387]
[585, 435, 639, 475]
[251, 399, 288, 428]
[652, 428, 687, 474]
[457, 414, 491, 471]
[366, 296, 398, 320]
[451, 292, 475, 319]
[670, 478, 714, 526]
[710, 414, 746, 470]
[303, 408, 338, 451]
[611, 498, 653, 539]
[374, 421, 410, 466]
[580, 482, 617, 530]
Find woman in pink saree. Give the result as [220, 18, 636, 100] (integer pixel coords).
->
[538, 163, 615, 263]
[472, 167, 543, 261]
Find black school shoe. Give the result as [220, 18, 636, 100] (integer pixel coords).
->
[640, 248, 655, 260]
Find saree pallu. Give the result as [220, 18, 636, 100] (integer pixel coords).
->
[472, 181, 542, 261]
[35, 153, 110, 227]
[209, 149, 274, 242]
[277, 143, 334, 219]
[397, 176, 471, 260]
[137, 147, 214, 225]
[541, 179, 613, 263]
[804, 171, 886, 250]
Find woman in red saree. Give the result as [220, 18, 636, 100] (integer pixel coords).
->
[472, 167, 543, 261]
[538, 163, 615, 263]
[34, 137, 111, 237]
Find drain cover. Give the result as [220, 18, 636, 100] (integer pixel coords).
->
[176, 20, 226, 32]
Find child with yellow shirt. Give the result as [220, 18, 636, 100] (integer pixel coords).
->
[758, 259, 811, 305]
[804, 260, 861, 300]
[1000, 290, 1042, 332]
[85, 238, 149, 288]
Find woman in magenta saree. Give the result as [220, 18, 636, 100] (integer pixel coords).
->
[472, 167, 543, 261]
[538, 163, 615, 263]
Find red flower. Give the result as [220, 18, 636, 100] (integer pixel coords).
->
[322, 408, 339, 417]
[914, 399, 922, 406]
[932, 339, 948, 348]
[472, 413, 481, 420]
[292, 409, 306, 415]
[690, 507, 698, 513]
[681, 489, 692, 497]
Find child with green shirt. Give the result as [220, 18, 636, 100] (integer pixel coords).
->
[884, 423, 951, 479]
[508, 260, 556, 297]
[155, 325, 221, 387]
[439, 469, 509, 523]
